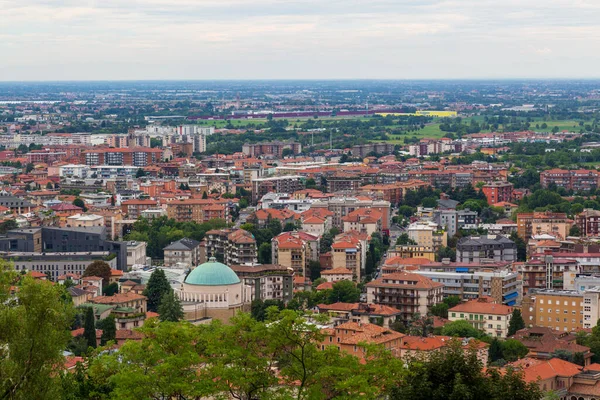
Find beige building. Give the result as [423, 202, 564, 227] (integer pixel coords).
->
[126, 241, 147, 268]
[517, 211, 574, 241]
[272, 231, 319, 277]
[163, 238, 202, 268]
[448, 299, 513, 338]
[366, 272, 444, 323]
[331, 240, 363, 282]
[321, 267, 353, 283]
[407, 221, 447, 252]
[66, 213, 104, 228]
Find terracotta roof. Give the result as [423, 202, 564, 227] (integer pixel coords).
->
[90, 292, 146, 304]
[115, 329, 144, 341]
[509, 357, 582, 382]
[325, 321, 404, 345]
[449, 300, 513, 315]
[316, 281, 334, 290]
[366, 271, 443, 290]
[321, 267, 352, 275]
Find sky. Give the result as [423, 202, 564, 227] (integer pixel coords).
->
[1, 0, 600, 81]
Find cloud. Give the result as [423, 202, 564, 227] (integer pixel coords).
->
[0, 0, 599, 79]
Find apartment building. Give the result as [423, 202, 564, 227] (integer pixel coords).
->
[326, 175, 362, 193]
[456, 234, 517, 263]
[413, 269, 521, 306]
[540, 168, 600, 192]
[163, 238, 202, 268]
[121, 199, 159, 219]
[517, 212, 574, 241]
[350, 143, 395, 158]
[166, 199, 228, 223]
[360, 180, 429, 205]
[519, 254, 580, 295]
[251, 176, 303, 203]
[482, 181, 514, 205]
[386, 245, 437, 261]
[82, 147, 164, 167]
[448, 299, 513, 338]
[272, 233, 306, 276]
[366, 272, 444, 323]
[8, 251, 117, 281]
[407, 221, 447, 252]
[530, 290, 584, 332]
[205, 229, 257, 266]
[242, 141, 302, 158]
[341, 208, 382, 236]
[576, 209, 600, 237]
[310, 197, 392, 231]
[230, 264, 294, 302]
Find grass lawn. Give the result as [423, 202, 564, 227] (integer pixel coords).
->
[531, 120, 582, 133]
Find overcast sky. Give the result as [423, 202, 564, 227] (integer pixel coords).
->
[1, 0, 600, 80]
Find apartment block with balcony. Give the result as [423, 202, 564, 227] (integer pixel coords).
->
[230, 264, 294, 303]
[540, 168, 600, 192]
[517, 212, 574, 241]
[205, 228, 257, 266]
[456, 234, 517, 263]
[166, 199, 229, 224]
[482, 181, 514, 205]
[366, 272, 444, 323]
[576, 209, 600, 237]
[163, 238, 202, 268]
[519, 255, 580, 295]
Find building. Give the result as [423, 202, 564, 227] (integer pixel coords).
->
[163, 238, 202, 268]
[508, 357, 583, 395]
[310, 197, 392, 231]
[83, 147, 163, 167]
[251, 176, 303, 204]
[326, 175, 362, 193]
[321, 321, 404, 360]
[7, 251, 116, 281]
[540, 168, 600, 192]
[366, 272, 444, 323]
[360, 180, 429, 205]
[576, 209, 600, 237]
[527, 289, 585, 332]
[205, 229, 258, 266]
[121, 199, 159, 219]
[175, 257, 251, 323]
[320, 267, 353, 283]
[341, 208, 382, 235]
[412, 268, 520, 306]
[386, 245, 437, 261]
[242, 141, 302, 158]
[511, 327, 592, 366]
[519, 254, 580, 295]
[407, 221, 447, 252]
[448, 298, 513, 338]
[230, 264, 294, 302]
[166, 199, 229, 224]
[126, 241, 147, 268]
[66, 214, 104, 228]
[350, 143, 395, 158]
[517, 212, 574, 241]
[317, 302, 403, 328]
[482, 181, 514, 205]
[456, 235, 517, 263]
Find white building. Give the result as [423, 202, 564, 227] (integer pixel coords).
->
[59, 164, 90, 179]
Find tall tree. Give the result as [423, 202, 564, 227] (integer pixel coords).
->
[72, 197, 87, 212]
[508, 309, 525, 336]
[99, 315, 116, 345]
[488, 338, 503, 363]
[0, 262, 75, 400]
[158, 290, 184, 322]
[83, 306, 97, 349]
[327, 280, 361, 304]
[82, 260, 112, 284]
[143, 269, 171, 312]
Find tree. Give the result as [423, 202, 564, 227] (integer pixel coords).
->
[73, 197, 87, 212]
[258, 242, 272, 264]
[83, 306, 97, 350]
[143, 269, 171, 312]
[430, 302, 449, 318]
[436, 246, 456, 262]
[309, 260, 322, 281]
[569, 225, 581, 237]
[488, 338, 503, 363]
[396, 233, 417, 246]
[202, 191, 208, 199]
[501, 339, 529, 362]
[408, 313, 434, 337]
[239, 198, 249, 208]
[0, 262, 75, 399]
[508, 309, 525, 336]
[510, 232, 527, 261]
[102, 282, 119, 296]
[327, 280, 360, 303]
[135, 168, 146, 178]
[441, 319, 483, 338]
[444, 295, 461, 308]
[158, 290, 184, 322]
[98, 315, 116, 345]
[283, 222, 296, 232]
[82, 260, 112, 284]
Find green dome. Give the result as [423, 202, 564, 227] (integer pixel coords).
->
[184, 257, 240, 286]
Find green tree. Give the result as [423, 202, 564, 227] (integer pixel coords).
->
[283, 222, 296, 232]
[98, 315, 116, 345]
[441, 319, 482, 338]
[408, 313, 434, 337]
[569, 225, 581, 237]
[82, 260, 112, 283]
[444, 295, 461, 308]
[135, 168, 146, 178]
[508, 309, 525, 336]
[158, 290, 184, 322]
[258, 242, 272, 264]
[202, 191, 208, 199]
[488, 338, 503, 363]
[327, 280, 360, 303]
[83, 306, 97, 350]
[430, 302, 449, 318]
[102, 282, 119, 296]
[73, 197, 87, 212]
[509, 232, 527, 261]
[501, 339, 529, 362]
[143, 269, 171, 312]
[0, 262, 75, 399]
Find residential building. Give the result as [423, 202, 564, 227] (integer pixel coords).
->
[121, 199, 159, 219]
[448, 298, 513, 338]
[508, 357, 582, 395]
[360, 180, 429, 205]
[456, 234, 517, 263]
[386, 245, 437, 261]
[511, 327, 592, 366]
[399, 336, 489, 365]
[350, 143, 395, 158]
[519, 254, 580, 295]
[126, 241, 147, 268]
[407, 221, 447, 252]
[166, 199, 229, 224]
[482, 181, 514, 205]
[540, 168, 600, 192]
[271, 231, 319, 277]
[366, 272, 444, 323]
[205, 229, 257, 266]
[230, 264, 294, 302]
[341, 208, 382, 235]
[576, 209, 600, 237]
[242, 141, 302, 158]
[163, 238, 200, 268]
[529, 289, 584, 332]
[320, 267, 353, 283]
[82, 147, 163, 167]
[251, 176, 303, 204]
[310, 197, 392, 231]
[517, 212, 574, 241]
[321, 321, 404, 360]
[317, 302, 403, 328]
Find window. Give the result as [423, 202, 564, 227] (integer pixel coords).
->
[451, 313, 456, 317]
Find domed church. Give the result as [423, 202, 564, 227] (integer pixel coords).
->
[176, 257, 251, 323]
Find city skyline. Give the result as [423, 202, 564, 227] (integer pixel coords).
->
[2, 0, 600, 81]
